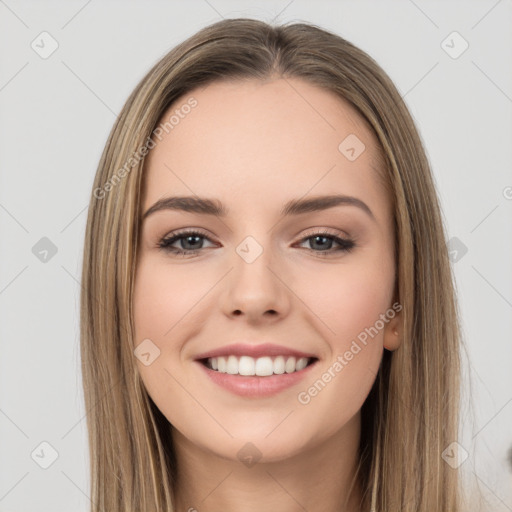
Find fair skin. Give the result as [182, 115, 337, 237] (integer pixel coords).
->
[133, 77, 402, 512]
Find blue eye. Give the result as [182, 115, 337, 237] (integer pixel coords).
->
[158, 229, 215, 257]
[298, 232, 355, 256]
[158, 229, 355, 257]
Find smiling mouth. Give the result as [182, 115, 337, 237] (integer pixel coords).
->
[199, 355, 319, 377]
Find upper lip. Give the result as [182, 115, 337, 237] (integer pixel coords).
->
[194, 343, 318, 361]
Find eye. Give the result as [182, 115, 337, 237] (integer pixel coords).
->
[158, 228, 355, 258]
[157, 229, 217, 257]
[295, 229, 356, 257]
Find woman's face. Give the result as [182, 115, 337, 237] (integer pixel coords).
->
[132, 77, 401, 463]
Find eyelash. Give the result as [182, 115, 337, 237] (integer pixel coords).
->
[157, 228, 356, 258]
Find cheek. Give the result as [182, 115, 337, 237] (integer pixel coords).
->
[132, 258, 203, 342]
[132, 259, 196, 383]
[295, 256, 394, 349]
[132, 260, 203, 424]
[294, 263, 390, 426]
[292, 253, 394, 418]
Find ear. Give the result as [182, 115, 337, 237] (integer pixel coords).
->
[383, 302, 403, 352]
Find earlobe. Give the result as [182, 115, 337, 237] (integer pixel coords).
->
[383, 312, 402, 351]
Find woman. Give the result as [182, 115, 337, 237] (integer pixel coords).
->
[81, 18, 465, 511]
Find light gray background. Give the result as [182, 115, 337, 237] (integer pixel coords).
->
[1, 1, 511, 511]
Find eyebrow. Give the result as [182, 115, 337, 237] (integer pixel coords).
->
[142, 194, 375, 222]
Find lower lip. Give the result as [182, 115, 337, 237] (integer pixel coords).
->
[194, 359, 318, 398]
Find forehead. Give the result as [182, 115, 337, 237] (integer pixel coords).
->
[142, 77, 387, 217]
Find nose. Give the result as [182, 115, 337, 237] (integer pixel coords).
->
[220, 242, 292, 324]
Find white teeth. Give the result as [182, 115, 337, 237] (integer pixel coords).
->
[296, 357, 308, 371]
[273, 355, 285, 374]
[255, 356, 273, 376]
[206, 355, 312, 376]
[239, 356, 255, 375]
[226, 355, 238, 374]
[285, 356, 296, 373]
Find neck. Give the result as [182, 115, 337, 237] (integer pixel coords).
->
[171, 412, 363, 512]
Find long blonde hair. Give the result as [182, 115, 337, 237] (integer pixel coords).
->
[80, 18, 463, 511]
